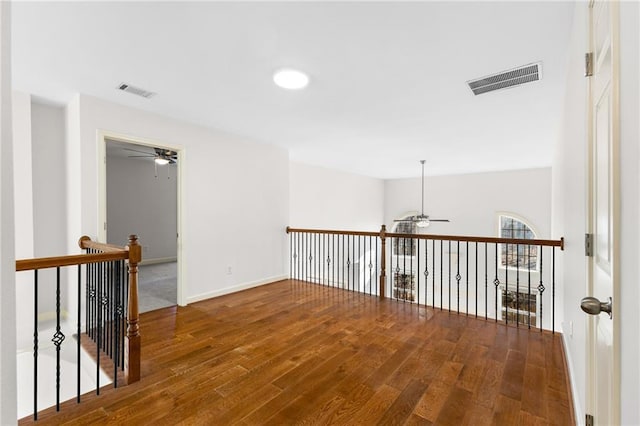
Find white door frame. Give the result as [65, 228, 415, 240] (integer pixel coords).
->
[97, 130, 186, 307]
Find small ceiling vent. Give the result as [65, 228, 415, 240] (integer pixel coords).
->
[467, 62, 542, 96]
[117, 83, 156, 99]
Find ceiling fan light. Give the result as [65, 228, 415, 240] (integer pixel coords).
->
[416, 219, 430, 228]
[154, 157, 170, 165]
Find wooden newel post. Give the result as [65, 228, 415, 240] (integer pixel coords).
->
[379, 225, 387, 299]
[125, 234, 141, 384]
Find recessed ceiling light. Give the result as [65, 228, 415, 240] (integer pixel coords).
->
[273, 68, 309, 90]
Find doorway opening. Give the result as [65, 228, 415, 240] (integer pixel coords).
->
[98, 133, 184, 311]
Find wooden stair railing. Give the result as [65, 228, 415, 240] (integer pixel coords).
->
[287, 225, 564, 332]
[15, 235, 141, 421]
[78, 235, 142, 384]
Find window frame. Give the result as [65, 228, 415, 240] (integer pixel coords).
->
[496, 213, 540, 273]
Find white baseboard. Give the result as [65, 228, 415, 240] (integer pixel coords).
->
[561, 331, 584, 426]
[186, 274, 289, 304]
[140, 257, 177, 266]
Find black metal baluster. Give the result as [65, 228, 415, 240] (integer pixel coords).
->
[456, 241, 461, 314]
[349, 233, 352, 290]
[528, 244, 532, 329]
[122, 262, 128, 371]
[354, 235, 366, 292]
[516, 244, 520, 328]
[424, 239, 429, 308]
[114, 261, 120, 388]
[108, 262, 113, 359]
[333, 234, 336, 287]
[341, 234, 344, 288]
[369, 236, 373, 295]
[417, 237, 420, 305]
[97, 261, 102, 395]
[53, 267, 65, 411]
[432, 240, 435, 308]
[505, 244, 509, 325]
[390, 237, 394, 299]
[466, 242, 469, 316]
[494, 243, 499, 323]
[297, 233, 301, 280]
[448, 240, 451, 312]
[33, 270, 38, 421]
[538, 246, 544, 331]
[322, 233, 326, 286]
[403, 237, 407, 303]
[485, 243, 488, 321]
[375, 235, 378, 296]
[440, 240, 443, 310]
[352, 235, 356, 291]
[475, 242, 478, 318]
[77, 264, 82, 402]
[552, 247, 556, 334]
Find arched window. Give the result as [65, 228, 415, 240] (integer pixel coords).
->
[497, 213, 540, 326]
[392, 218, 417, 256]
[498, 214, 539, 271]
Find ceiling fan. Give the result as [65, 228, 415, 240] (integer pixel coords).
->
[394, 160, 450, 228]
[124, 147, 177, 165]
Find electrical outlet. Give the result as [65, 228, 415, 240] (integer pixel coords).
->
[144, 245, 149, 252]
[227, 266, 232, 275]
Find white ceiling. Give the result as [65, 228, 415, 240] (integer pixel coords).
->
[12, 1, 575, 179]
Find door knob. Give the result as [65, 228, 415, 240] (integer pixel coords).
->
[580, 296, 612, 318]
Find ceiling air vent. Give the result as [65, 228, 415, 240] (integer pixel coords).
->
[117, 83, 156, 99]
[467, 62, 542, 96]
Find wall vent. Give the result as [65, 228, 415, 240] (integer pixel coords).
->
[467, 62, 542, 96]
[117, 83, 156, 99]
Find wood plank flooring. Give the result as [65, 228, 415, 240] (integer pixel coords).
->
[20, 280, 574, 425]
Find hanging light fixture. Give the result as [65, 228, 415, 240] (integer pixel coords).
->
[394, 160, 450, 227]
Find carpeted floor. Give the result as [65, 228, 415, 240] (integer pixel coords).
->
[138, 261, 177, 313]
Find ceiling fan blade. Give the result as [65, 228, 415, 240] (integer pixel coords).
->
[123, 147, 154, 155]
[393, 219, 416, 222]
[429, 219, 450, 222]
[127, 155, 155, 158]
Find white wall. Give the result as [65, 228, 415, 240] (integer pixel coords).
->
[385, 168, 552, 239]
[553, 2, 640, 424]
[289, 161, 384, 231]
[31, 102, 66, 319]
[65, 94, 289, 304]
[0, 2, 17, 423]
[31, 102, 66, 258]
[106, 153, 177, 261]
[12, 92, 36, 354]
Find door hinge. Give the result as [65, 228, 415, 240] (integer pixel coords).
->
[585, 233, 594, 257]
[586, 413, 594, 426]
[585, 52, 594, 77]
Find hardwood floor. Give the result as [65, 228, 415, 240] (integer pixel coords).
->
[20, 280, 574, 425]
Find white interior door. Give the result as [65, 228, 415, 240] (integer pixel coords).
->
[585, 1, 619, 424]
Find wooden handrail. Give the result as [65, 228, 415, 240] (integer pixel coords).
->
[16, 236, 132, 271]
[16, 252, 128, 272]
[286, 226, 565, 250]
[79, 235, 129, 253]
